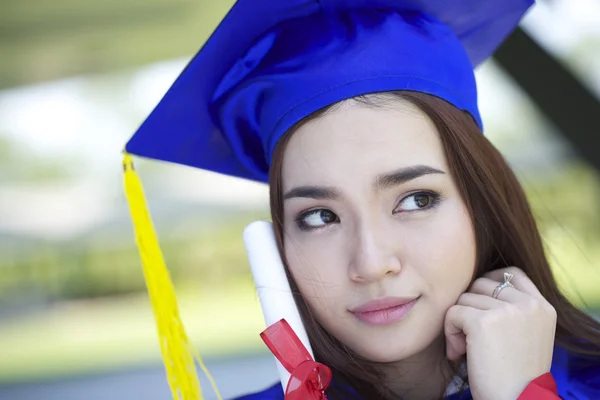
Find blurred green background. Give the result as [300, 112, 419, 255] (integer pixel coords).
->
[0, 0, 599, 399]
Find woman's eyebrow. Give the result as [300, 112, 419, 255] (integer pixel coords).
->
[374, 165, 445, 190]
[283, 186, 341, 201]
[283, 165, 444, 200]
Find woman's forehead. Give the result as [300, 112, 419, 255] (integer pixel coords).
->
[281, 101, 449, 187]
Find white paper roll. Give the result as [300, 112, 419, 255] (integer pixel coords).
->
[243, 220, 314, 391]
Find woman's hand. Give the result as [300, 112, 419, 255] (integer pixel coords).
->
[444, 267, 557, 400]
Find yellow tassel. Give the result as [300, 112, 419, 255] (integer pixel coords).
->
[122, 153, 222, 400]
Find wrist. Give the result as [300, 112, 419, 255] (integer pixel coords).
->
[476, 372, 556, 400]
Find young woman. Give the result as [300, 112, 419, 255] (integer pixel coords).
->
[123, 0, 600, 398]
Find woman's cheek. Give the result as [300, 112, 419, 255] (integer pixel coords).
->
[287, 247, 348, 316]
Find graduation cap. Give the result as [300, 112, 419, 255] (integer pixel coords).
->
[121, 0, 533, 398]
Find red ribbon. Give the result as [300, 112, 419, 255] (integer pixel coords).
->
[260, 319, 332, 400]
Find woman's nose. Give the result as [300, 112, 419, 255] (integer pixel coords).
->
[349, 227, 402, 283]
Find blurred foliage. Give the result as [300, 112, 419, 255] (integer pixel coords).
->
[524, 164, 600, 243]
[0, 135, 76, 182]
[0, 214, 259, 307]
[520, 164, 600, 306]
[0, 0, 235, 89]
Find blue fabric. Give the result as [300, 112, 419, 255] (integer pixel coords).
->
[125, 0, 533, 183]
[232, 347, 600, 399]
[551, 347, 600, 400]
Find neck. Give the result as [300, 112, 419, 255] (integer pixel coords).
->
[378, 336, 458, 400]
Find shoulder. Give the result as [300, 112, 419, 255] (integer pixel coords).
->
[232, 382, 283, 400]
[552, 346, 600, 400]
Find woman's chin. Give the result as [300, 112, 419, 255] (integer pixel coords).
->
[343, 330, 438, 364]
[349, 342, 421, 363]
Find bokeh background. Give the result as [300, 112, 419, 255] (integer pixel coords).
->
[0, 1, 599, 399]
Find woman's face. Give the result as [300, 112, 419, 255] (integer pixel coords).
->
[281, 99, 477, 362]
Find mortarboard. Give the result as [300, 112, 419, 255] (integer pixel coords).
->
[121, 1, 534, 399]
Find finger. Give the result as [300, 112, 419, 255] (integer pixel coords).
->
[469, 277, 525, 302]
[446, 331, 466, 362]
[483, 267, 543, 299]
[456, 292, 505, 310]
[444, 305, 482, 361]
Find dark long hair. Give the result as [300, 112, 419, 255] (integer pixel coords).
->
[268, 92, 600, 399]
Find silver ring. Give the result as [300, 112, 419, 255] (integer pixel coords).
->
[492, 272, 514, 299]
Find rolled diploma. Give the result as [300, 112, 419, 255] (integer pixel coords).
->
[243, 220, 314, 391]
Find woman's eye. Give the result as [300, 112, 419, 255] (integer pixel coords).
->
[297, 209, 339, 230]
[394, 192, 440, 213]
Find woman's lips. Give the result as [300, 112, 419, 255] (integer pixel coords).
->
[350, 296, 420, 326]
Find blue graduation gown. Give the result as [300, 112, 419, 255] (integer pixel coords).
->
[233, 347, 600, 399]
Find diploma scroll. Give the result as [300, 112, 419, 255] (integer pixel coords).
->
[243, 220, 314, 391]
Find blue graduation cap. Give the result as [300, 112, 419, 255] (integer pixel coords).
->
[125, 0, 533, 183]
[121, 1, 534, 399]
